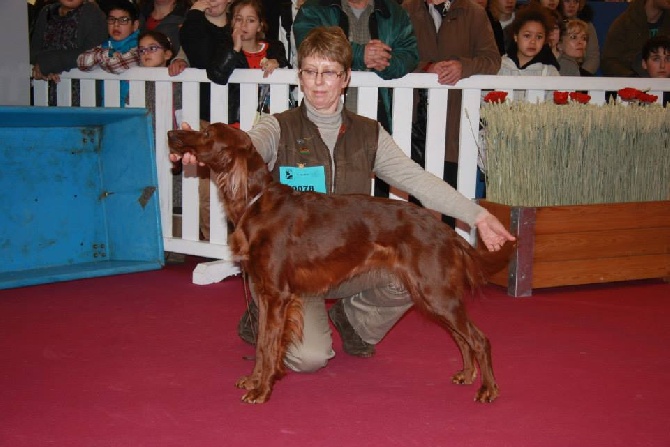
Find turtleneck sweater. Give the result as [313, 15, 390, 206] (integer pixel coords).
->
[247, 100, 484, 226]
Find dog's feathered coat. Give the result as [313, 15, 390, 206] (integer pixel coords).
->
[168, 123, 504, 404]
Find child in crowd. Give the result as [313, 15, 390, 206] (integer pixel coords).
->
[137, 29, 185, 231]
[30, 0, 107, 104]
[560, 0, 599, 74]
[557, 19, 590, 76]
[641, 35, 670, 105]
[138, 0, 191, 54]
[489, 0, 518, 51]
[179, 0, 232, 123]
[207, 0, 289, 122]
[77, 1, 141, 106]
[498, 6, 560, 76]
[641, 35, 670, 79]
[138, 29, 175, 68]
[138, 29, 183, 121]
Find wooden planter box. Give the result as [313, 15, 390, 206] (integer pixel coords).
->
[479, 200, 670, 297]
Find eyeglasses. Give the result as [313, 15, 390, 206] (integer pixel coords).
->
[107, 16, 132, 25]
[138, 45, 164, 55]
[299, 69, 345, 82]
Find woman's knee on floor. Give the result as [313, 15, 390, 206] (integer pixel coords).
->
[284, 344, 334, 373]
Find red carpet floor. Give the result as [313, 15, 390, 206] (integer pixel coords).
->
[1, 258, 668, 447]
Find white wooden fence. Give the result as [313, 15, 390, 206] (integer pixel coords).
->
[31, 68, 669, 284]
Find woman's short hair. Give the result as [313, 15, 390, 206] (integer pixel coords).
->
[297, 26, 353, 71]
[561, 19, 589, 42]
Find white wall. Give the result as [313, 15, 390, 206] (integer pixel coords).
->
[0, 1, 30, 105]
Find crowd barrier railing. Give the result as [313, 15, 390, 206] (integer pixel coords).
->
[31, 68, 669, 284]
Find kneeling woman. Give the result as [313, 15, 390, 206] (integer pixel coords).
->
[171, 26, 515, 373]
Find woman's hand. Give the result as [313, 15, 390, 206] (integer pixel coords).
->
[169, 122, 205, 166]
[475, 210, 516, 252]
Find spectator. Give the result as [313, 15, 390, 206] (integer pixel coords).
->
[293, 0, 418, 132]
[293, 0, 419, 199]
[172, 26, 515, 371]
[641, 34, 670, 105]
[207, 0, 290, 124]
[498, 6, 560, 77]
[261, 0, 293, 60]
[489, 0, 517, 51]
[137, 0, 191, 54]
[560, 0, 599, 74]
[642, 34, 670, 78]
[179, 0, 232, 122]
[546, 7, 563, 60]
[474, 0, 506, 56]
[179, 0, 233, 240]
[30, 0, 107, 84]
[77, 0, 141, 106]
[601, 0, 670, 77]
[557, 18, 591, 76]
[402, 0, 501, 223]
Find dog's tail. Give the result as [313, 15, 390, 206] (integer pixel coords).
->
[455, 236, 515, 292]
[476, 240, 515, 279]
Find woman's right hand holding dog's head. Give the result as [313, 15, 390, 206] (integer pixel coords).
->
[168, 122, 205, 166]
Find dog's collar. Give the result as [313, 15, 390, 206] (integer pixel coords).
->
[236, 191, 264, 226]
[246, 191, 263, 209]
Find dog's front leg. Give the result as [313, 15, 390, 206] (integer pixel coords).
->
[236, 294, 287, 403]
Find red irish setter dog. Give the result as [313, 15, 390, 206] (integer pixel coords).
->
[168, 123, 509, 405]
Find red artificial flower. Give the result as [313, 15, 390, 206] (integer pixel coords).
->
[569, 92, 591, 104]
[618, 87, 642, 101]
[553, 91, 569, 105]
[484, 91, 508, 103]
[637, 92, 658, 103]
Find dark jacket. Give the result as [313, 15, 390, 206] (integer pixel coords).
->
[138, 0, 190, 54]
[403, 0, 501, 164]
[293, 0, 419, 129]
[30, 2, 107, 74]
[207, 39, 290, 124]
[208, 41, 290, 85]
[601, 0, 670, 77]
[179, 9, 234, 122]
[273, 104, 379, 195]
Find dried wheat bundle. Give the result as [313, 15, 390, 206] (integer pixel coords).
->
[480, 101, 670, 207]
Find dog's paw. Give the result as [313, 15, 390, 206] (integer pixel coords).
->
[474, 384, 499, 403]
[241, 386, 272, 404]
[235, 375, 257, 390]
[451, 368, 477, 385]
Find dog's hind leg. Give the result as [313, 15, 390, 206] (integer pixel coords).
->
[448, 331, 478, 385]
[423, 296, 498, 403]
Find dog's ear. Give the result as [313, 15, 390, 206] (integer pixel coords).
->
[222, 147, 248, 200]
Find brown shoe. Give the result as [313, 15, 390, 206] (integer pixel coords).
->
[328, 300, 375, 358]
[238, 300, 258, 345]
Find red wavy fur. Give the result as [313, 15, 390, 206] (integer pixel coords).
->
[168, 123, 508, 404]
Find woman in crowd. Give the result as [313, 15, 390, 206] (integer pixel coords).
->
[171, 26, 515, 373]
[560, 0, 599, 74]
[557, 18, 591, 76]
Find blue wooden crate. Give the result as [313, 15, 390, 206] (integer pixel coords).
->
[0, 106, 163, 289]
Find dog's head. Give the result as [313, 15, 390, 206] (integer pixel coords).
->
[168, 123, 254, 173]
[168, 122, 272, 223]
